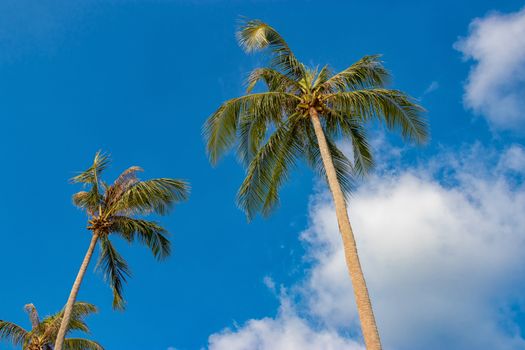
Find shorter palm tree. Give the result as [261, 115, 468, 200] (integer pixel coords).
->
[0, 302, 103, 350]
[54, 151, 189, 350]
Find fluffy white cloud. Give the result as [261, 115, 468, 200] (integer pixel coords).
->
[207, 143, 525, 349]
[208, 296, 364, 350]
[454, 8, 525, 130]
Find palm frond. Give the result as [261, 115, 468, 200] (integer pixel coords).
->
[71, 151, 110, 185]
[39, 302, 97, 341]
[312, 65, 333, 89]
[326, 89, 428, 143]
[111, 216, 170, 260]
[96, 237, 131, 310]
[304, 124, 354, 196]
[237, 116, 303, 219]
[0, 321, 27, 346]
[70, 151, 110, 213]
[237, 19, 305, 80]
[324, 110, 374, 177]
[72, 190, 101, 213]
[204, 92, 299, 164]
[103, 166, 143, 209]
[319, 55, 389, 92]
[109, 178, 189, 216]
[237, 110, 268, 166]
[246, 67, 302, 94]
[69, 302, 98, 321]
[64, 338, 104, 350]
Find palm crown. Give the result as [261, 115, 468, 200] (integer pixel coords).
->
[71, 151, 189, 309]
[205, 19, 427, 219]
[0, 302, 103, 350]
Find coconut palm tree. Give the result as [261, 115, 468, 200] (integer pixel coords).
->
[54, 151, 189, 350]
[204, 20, 427, 349]
[0, 302, 103, 350]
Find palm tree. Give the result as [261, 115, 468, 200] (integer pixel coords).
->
[0, 302, 103, 350]
[54, 151, 189, 350]
[204, 20, 427, 349]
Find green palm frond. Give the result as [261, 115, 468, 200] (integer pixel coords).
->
[0, 321, 28, 346]
[326, 89, 428, 143]
[246, 67, 302, 93]
[237, 19, 305, 80]
[345, 122, 373, 177]
[96, 237, 131, 310]
[70, 152, 109, 213]
[111, 216, 170, 259]
[39, 302, 98, 342]
[237, 111, 268, 166]
[237, 116, 303, 219]
[109, 178, 189, 216]
[324, 111, 374, 177]
[312, 65, 334, 89]
[236, 92, 300, 165]
[319, 55, 389, 92]
[304, 125, 355, 196]
[64, 338, 104, 350]
[71, 151, 110, 186]
[204, 92, 299, 165]
[68, 302, 98, 324]
[72, 190, 101, 213]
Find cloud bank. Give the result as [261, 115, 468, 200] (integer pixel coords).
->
[454, 8, 525, 130]
[207, 144, 525, 350]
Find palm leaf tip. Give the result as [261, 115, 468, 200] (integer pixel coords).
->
[110, 178, 189, 216]
[237, 19, 271, 52]
[63, 338, 104, 350]
[111, 217, 171, 260]
[70, 151, 111, 184]
[70, 302, 98, 317]
[96, 237, 131, 310]
[0, 321, 27, 345]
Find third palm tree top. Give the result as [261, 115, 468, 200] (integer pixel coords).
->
[204, 19, 427, 350]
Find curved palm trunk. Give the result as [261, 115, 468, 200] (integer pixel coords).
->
[54, 233, 99, 350]
[310, 108, 382, 349]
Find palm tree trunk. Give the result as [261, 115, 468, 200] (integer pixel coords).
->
[310, 108, 382, 349]
[54, 233, 99, 350]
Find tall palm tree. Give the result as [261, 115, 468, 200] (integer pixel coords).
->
[54, 151, 189, 350]
[204, 20, 427, 349]
[0, 302, 103, 350]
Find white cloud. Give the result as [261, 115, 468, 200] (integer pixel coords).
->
[208, 294, 364, 350]
[454, 8, 525, 130]
[207, 143, 525, 349]
[262, 276, 276, 294]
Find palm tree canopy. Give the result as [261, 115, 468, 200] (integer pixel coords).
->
[0, 302, 103, 350]
[204, 19, 427, 220]
[71, 152, 190, 309]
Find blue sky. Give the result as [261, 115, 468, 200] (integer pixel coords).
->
[1, 1, 525, 349]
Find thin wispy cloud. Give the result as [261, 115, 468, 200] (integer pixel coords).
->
[423, 81, 439, 95]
